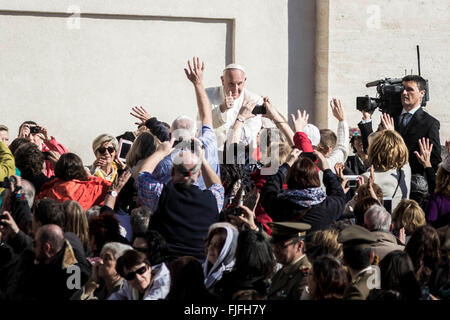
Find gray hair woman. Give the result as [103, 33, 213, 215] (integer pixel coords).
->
[71, 242, 133, 300]
[89, 133, 119, 182]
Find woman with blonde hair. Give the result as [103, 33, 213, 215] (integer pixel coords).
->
[110, 132, 161, 214]
[392, 199, 426, 243]
[126, 132, 161, 179]
[362, 130, 411, 211]
[63, 200, 90, 253]
[88, 134, 120, 182]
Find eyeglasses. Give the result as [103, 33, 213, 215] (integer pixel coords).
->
[97, 146, 115, 154]
[124, 265, 148, 281]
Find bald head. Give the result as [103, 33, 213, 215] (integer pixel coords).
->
[35, 224, 65, 260]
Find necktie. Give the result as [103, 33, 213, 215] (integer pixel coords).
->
[401, 113, 412, 130]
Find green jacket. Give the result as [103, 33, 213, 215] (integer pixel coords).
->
[268, 255, 311, 300]
[0, 141, 15, 193]
[343, 268, 375, 300]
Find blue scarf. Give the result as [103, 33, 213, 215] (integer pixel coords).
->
[277, 187, 326, 207]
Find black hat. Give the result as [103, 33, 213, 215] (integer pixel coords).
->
[337, 225, 377, 249]
[269, 222, 311, 242]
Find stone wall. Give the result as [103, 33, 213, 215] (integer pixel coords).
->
[327, 0, 449, 145]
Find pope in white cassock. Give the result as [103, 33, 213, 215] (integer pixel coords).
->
[205, 64, 267, 151]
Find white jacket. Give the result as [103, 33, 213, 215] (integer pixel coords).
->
[108, 263, 171, 300]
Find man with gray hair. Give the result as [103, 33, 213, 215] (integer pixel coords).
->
[206, 63, 267, 151]
[137, 137, 224, 261]
[364, 204, 404, 261]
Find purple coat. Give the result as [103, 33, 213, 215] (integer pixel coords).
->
[425, 193, 450, 227]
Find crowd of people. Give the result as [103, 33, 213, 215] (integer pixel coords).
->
[0, 57, 448, 301]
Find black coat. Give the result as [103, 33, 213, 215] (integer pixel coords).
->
[260, 164, 346, 231]
[5, 232, 91, 300]
[213, 270, 270, 300]
[395, 107, 441, 175]
[148, 182, 220, 261]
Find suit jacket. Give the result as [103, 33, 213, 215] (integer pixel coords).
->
[267, 255, 311, 300]
[358, 107, 440, 175]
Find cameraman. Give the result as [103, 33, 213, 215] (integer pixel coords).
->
[358, 75, 441, 176]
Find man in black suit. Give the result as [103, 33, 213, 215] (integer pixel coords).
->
[358, 75, 441, 175]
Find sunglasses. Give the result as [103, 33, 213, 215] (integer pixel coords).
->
[124, 265, 148, 281]
[97, 146, 115, 154]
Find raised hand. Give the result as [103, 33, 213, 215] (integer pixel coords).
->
[110, 170, 132, 192]
[0, 211, 20, 238]
[18, 125, 30, 139]
[184, 57, 205, 85]
[220, 90, 235, 112]
[414, 137, 433, 168]
[286, 148, 301, 166]
[156, 137, 176, 156]
[191, 137, 205, 160]
[398, 227, 406, 245]
[115, 156, 127, 170]
[38, 125, 50, 142]
[367, 165, 379, 201]
[380, 113, 395, 131]
[290, 109, 309, 133]
[330, 98, 345, 121]
[361, 109, 374, 121]
[313, 149, 330, 171]
[357, 175, 365, 188]
[334, 162, 344, 177]
[237, 100, 257, 121]
[93, 157, 107, 168]
[227, 205, 259, 231]
[335, 162, 349, 194]
[46, 150, 61, 165]
[130, 106, 151, 126]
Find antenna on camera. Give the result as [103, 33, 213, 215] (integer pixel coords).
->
[417, 45, 421, 76]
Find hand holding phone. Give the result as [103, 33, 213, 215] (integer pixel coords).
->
[117, 139, 133, 163]
[252, 104, 267, 115]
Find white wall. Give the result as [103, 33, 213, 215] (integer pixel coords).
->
[3, 0, 445, 165]
[0, 0, 297, 164]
